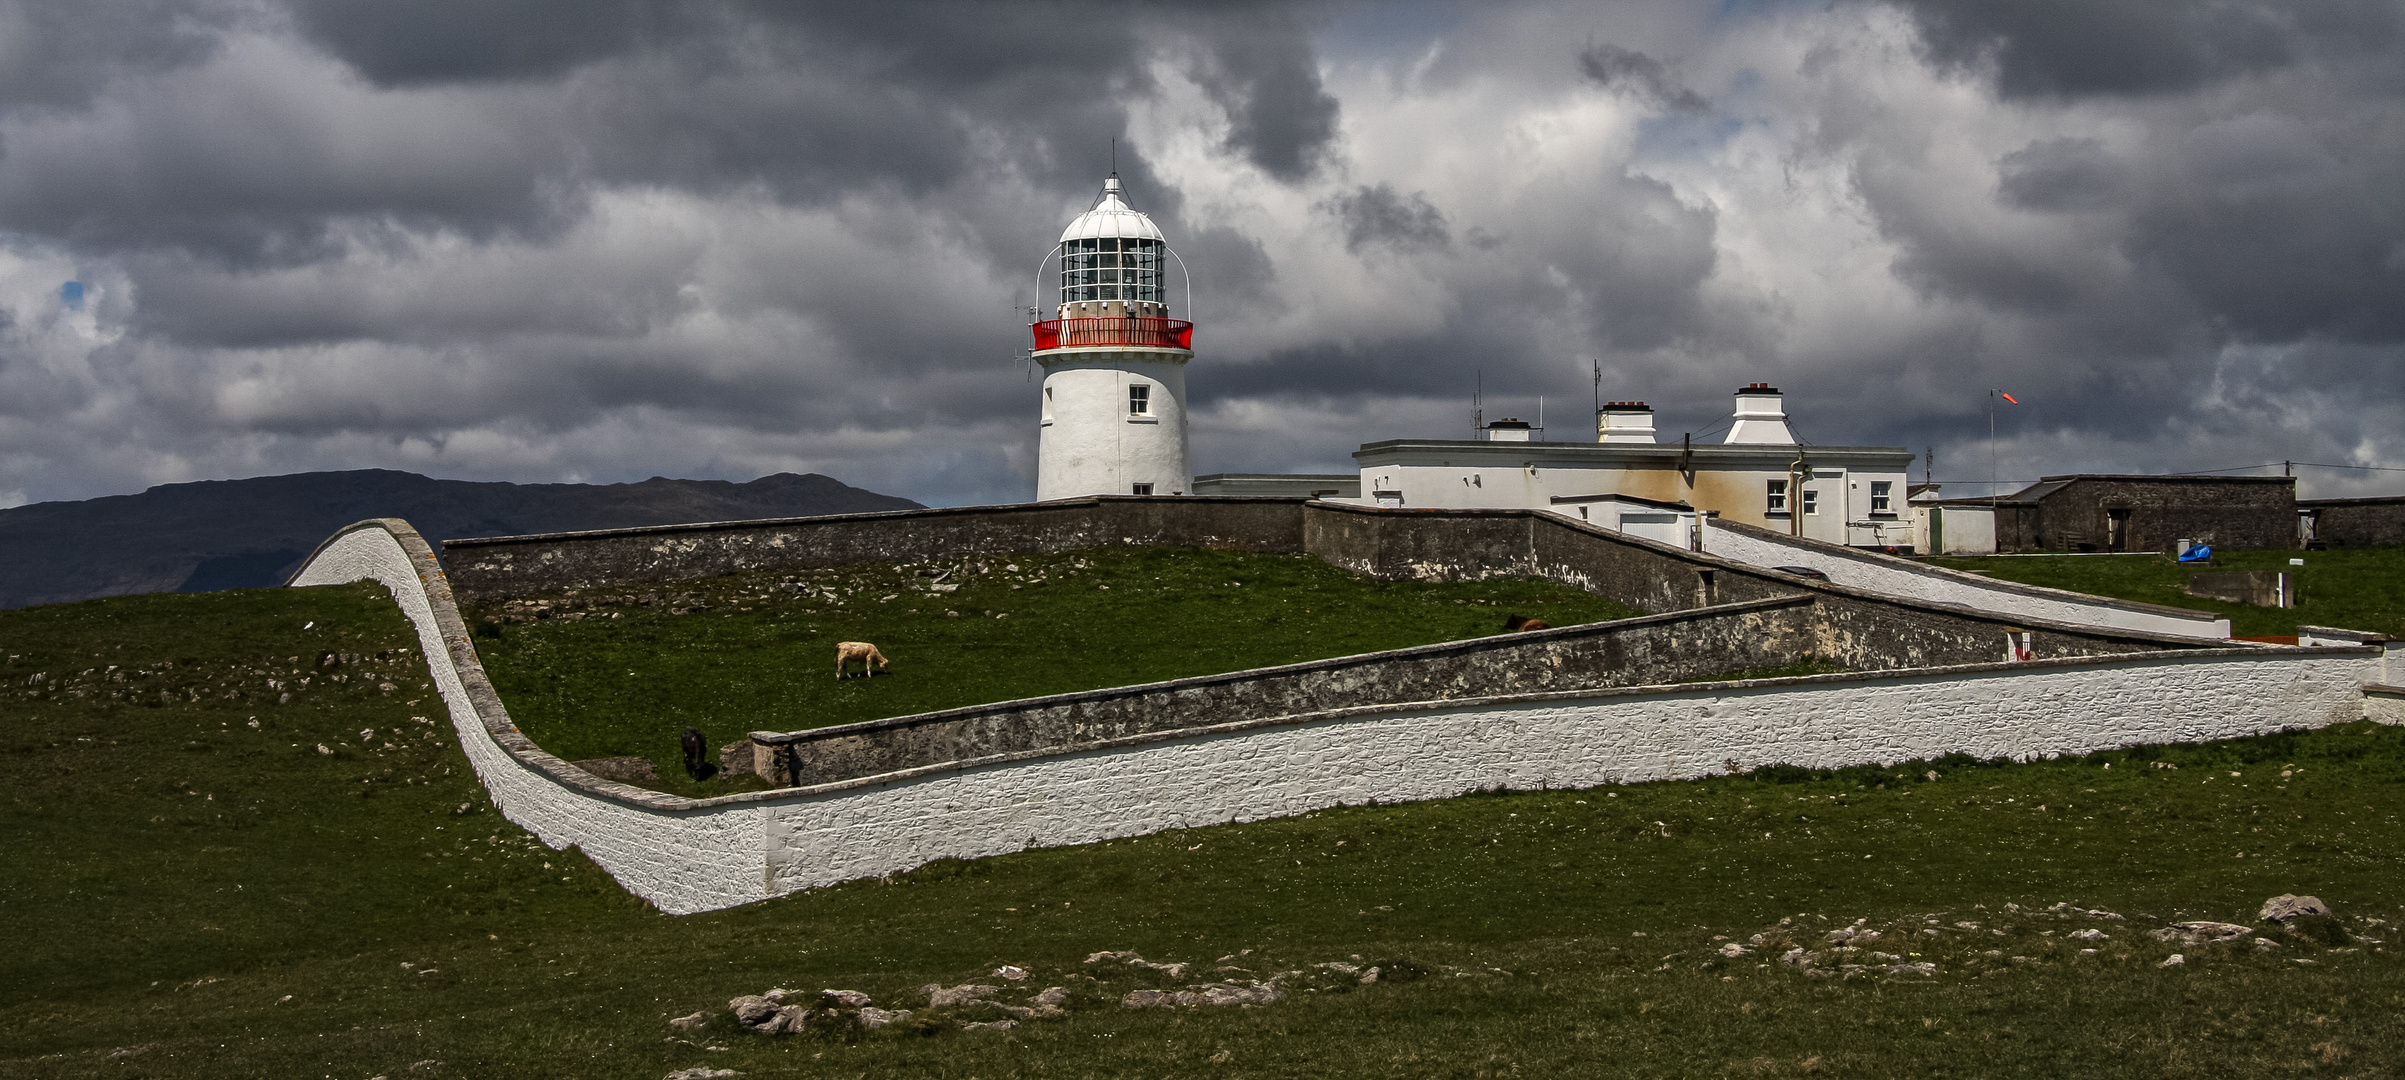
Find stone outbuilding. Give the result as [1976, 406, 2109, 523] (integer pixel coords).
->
[1983, 474, 2297, 553]
[2299, 495, 2405, 548]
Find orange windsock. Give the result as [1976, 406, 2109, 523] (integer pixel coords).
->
[2000, 392, 2020, 405]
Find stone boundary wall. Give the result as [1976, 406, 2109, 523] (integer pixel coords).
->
[439, 497, 1309, 606]
[288, 517, 2391, 915]
[1698, 518, 2233, 639]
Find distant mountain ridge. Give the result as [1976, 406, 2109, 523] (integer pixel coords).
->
[0, 469, 923, 609]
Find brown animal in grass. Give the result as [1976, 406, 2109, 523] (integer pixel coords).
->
[834, 641, 889, 678]
[1502, 614, 1550, 632]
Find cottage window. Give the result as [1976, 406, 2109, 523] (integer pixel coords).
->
[1870, 480, 1892, 514]
[1801, 489, 1819, 515]
[1766, 479, 1788, 514]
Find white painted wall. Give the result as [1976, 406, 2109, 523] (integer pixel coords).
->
[290, 522, 771, 914]
[1699, 518, 2233, 639]
[1036, 352, 1190, 500]
[1914, 504, 1997, 554]
[292, 518, 2374, 916]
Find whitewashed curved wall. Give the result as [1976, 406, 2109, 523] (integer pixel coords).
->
[290, 521, 770, 913]
[291, 518, 2378, 915]
[1700, 518, 2233, 640]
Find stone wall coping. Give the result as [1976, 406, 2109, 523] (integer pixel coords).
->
[1706, 516, 2224, 625]
[433, 494, 1313, 551]
[2298, 496, 2405, 508]
[747, 594, 1819, 748]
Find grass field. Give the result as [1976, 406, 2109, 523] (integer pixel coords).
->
[5, 582, 2403, 1078]
[465, 548, 1640, 795]
[1928, 545, 2405, 639]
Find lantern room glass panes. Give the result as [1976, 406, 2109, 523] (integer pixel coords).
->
[1061, 237, 1164, 304]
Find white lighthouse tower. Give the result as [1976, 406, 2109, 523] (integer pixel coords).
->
[1032, 176, 1193, 500]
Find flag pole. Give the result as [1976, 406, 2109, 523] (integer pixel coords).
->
[1989, 389, 1998, 512]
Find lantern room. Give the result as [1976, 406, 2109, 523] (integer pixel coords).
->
[1033, 175, 1193, 351]
[1057, 177, 1165, 315]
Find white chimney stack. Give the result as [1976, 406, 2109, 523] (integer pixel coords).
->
[1724, 383, 1796, 444]
[1596, 401, 1657, 444]
[1484, 417, 1533, 442]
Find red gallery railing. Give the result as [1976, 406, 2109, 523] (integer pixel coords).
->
[1031, 317, 1193, 351]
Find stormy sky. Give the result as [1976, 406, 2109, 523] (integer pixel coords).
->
[2, 0, 2400, 508]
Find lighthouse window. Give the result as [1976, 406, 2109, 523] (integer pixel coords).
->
[1128, 384, 1151, 416]
[1061, 237, 1164, 305]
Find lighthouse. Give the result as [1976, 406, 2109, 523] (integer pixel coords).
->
[1032, 176, 1194, 500]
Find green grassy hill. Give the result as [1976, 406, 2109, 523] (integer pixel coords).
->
[466, 548, 1641, 795]
[4, 579, 2404, 1078]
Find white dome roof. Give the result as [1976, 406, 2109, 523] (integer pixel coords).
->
[1058, 177, 1166, 245]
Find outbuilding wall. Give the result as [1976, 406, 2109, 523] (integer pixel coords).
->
[1999, 476, 2297, 552]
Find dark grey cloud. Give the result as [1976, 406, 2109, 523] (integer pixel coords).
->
[1996, 137, 2129, 212]
[1577, 42, 1708, 112]
[1894, 0, 2402, 98]
[1326, 183, 1450, 252]
[282, 0, 665, 86]
[1193, 18, 1342, 179]
[0, 0, 234, 111]
[0, 0, 2399, 514]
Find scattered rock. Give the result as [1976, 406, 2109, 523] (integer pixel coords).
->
[994, 965, 1030, 982]
[668, 1011, 710, 1031]
[817, 989, 872, 1009]
[2068, 929, 2107, 942]
[1085, 950, 1189, 978]
[960, 1019, 1017, 1032]
[573, 756, 659, 783]
[665, 1069, 740, 1080]
[2045, 902, 2124, 920]
[1121, 981, 1286, 1008]
[1032, 986, 1070, 1007]
[717, 741, 754, 777]
[2260, 895, 2332, 924]
[1718, 942, 1752, 958]
[922, 983, 1001, 1008]
[2160, 954, 2186, 967]
[856, 1007, 912, 1029]
[758, 1006, 809, 1035]
[2254, 938, 2282, 950]
[728, 996, 780, 1027]
[2150, 922, 2253, 946]
[1885, 962, 1938, 977]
